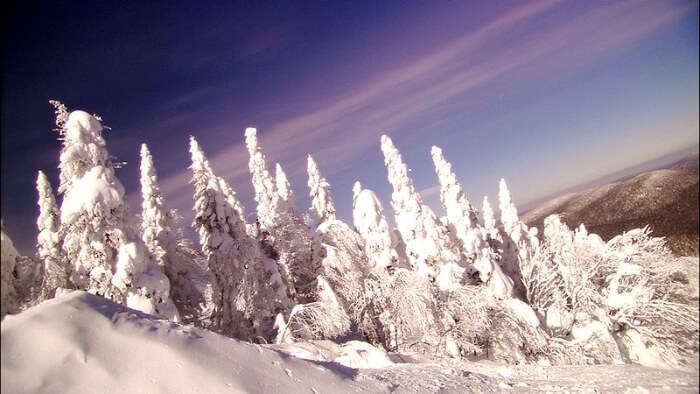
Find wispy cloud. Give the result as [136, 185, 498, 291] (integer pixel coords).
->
[149, 0, 695, 219]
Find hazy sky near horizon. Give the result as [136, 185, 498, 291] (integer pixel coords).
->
[2, 0, 698, 254]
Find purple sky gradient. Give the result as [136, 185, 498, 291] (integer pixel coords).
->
[2, 0, 698, 254]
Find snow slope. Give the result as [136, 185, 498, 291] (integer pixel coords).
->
[1, 291, 385, 393]
[3, 291, 698, 393]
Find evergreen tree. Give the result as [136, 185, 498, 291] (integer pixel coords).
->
[498, 179, 538, 298]
[54, 105, 128, 301]
[36, 171, 66, 299]
[139, 143, 177, 268]
[352, 182, 397, 273]
[52, 102, 178, 320]
[245, 128, 321, 302]
[431, 147, 513, 297]
[307, 155, 337, 225]
[190, 136, 290, 339]
[380, 135, 461, 291]
[430, 146, 485, 261]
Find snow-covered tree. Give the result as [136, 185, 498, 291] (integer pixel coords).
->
[1, 222, 21, 318]
[139, 143, 177, 267]
[245, 128, 321, 302]
[51, 102, 178, 321]
[2, 222, 42, 318]
[481, 196, 498, 241]
[36, 171, 67, 299]
[498, 178, 538, 298]
[276, 163, 296, 213]
[245, 128, 280, 232]
[307, 155, 336, 225]
[137, 143, 221, 327]
[55, 106, 129, 301]
[352, 183, 398, 274]
[430, 146, 514, 297]
[190, 136, 291, 340]
[430, 146, 481, 247]
[109, 143, 181, 321]
[190, 136, 247, 334]
[380, 135, 462, 291]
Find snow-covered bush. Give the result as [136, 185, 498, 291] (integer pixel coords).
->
[370, 268, 441, 353]
[439, 285, 493, 358]
[523, 215, 698, 366]
[285, 276, 352, 341]
[603, 228, 699, 367]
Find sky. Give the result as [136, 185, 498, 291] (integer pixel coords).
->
[2, 0, 698, 255]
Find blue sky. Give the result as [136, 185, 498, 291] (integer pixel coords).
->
[2, 0, 698, 254]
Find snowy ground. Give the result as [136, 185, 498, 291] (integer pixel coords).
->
[2, 291, 698, 393]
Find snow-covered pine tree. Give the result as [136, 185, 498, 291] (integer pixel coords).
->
[108, 143, 182, 322]
[138, 143, 221, 327]
[352, 182, 398, 274]
[139, 143, 177, 268]
[481, 196, 499, 241]
[498, 178, 538, 298]
[36, 171, 67, 299]
[190, 136, 245, 335]
[190, 136, 291, 340]
[307, 155, 336, 225]
[52, 101, 178, 320]
[276, 163, 296, 214]
[430, 147, 513, 298]
[53, 103, 129, 301]
[380, 135, 462, 291]
[245, 128, 321, 303]
[430, 146, 481, 247]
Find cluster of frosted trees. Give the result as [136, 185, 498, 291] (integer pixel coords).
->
[7, 102, 698, 368]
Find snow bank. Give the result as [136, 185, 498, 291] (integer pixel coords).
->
[1, 291, 385, 393]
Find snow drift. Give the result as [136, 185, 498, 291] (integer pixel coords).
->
[2, 291, 698, 393]
[0, 291, 387, 393]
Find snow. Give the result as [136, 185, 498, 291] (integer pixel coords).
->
[60, 166, 125, 223]
[1, 291, 384, 393]
[1, 225, 21, 317]
[3, 291, 698, 393]
[352, 187, 398, 272]
[503, 298, 541, 328]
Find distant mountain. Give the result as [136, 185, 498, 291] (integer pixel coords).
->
[522, 154, 699, 256]
[669, 152, 700, 173]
